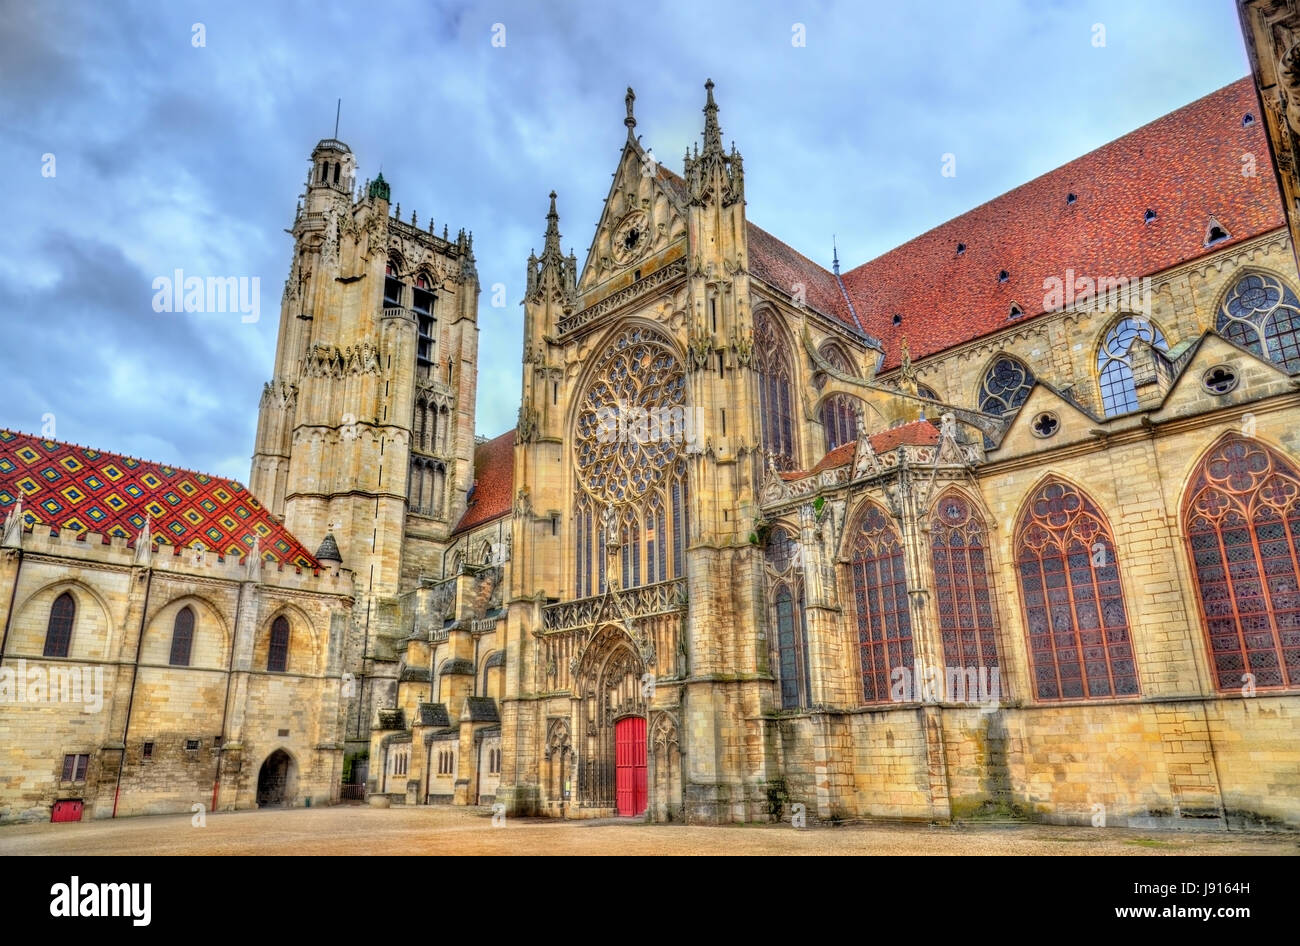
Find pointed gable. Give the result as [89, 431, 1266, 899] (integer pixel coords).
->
[576, 141, 688, 300]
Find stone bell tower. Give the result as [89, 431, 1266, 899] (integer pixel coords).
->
[250, 136, 481, 638]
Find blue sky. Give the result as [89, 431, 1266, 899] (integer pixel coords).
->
[0, 0, 1253, 483]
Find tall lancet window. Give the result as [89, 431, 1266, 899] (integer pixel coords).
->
[765, 526, 811, 708]
[574, 326, 689, 597]
[755, 309, 798, 470]
[1184, 435, 1300, 691]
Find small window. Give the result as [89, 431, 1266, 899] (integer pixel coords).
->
[892, 313, 902, 326]
[997, 270, 1009, 283]
[1207, 226, 1229, 244]
[277, 728, 290, 738]
[1066, 192, 1077, 205]
[1243, 113, 1255, 127]
[268, 616, 290, 673]
[1201, 364, 1239, 395]
[956, 242, 966, 255]
[61, 753, 90, 782]
[142, 742, 154, 760]
[1009, 303, 1023, 320]
[1144, 209, 1157, 224]
[44, 592, 75, 658]
[169, 606, 194, 667]
[185, 739, 200, 751]
[1031, 411, 1059, 438]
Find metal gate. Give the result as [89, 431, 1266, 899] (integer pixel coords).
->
[614, 716, 646, 817]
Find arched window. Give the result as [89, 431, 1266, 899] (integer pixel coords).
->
[383, 259, 404, 309]
[930, 490, 1001, 682]
[817, 345, 859, 451]
[1097, 316, 1169, 416]
[766, 527, 810, 708]
[169, 606, 195, 667]
[1183, 435, 1300, 691]
[43, 592, 75, 658]
[268, 615, 290, 673]
[978, 356, 1035, 448]
[978, 356, 1034, 417]
[755, 310, 798, 469]
[1015, 479, 1138, 701]
[413, 273, 436, 368]
[1217, 272, 1300, 374]
[849, 502, 912, 703]
[573, 326, 689, 597]
[915, 383, 939, 401]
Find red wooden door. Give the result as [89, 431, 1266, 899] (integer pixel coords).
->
[51, 799, 83, 823]
[614, 716, 647, 816]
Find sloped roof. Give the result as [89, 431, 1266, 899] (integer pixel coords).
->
[0, 429, 319, 568]
[452, 429, 515, 534]
[747, 221, 857, 328]
[839, 78, 1282, 370]
[779, 420, 940, 481]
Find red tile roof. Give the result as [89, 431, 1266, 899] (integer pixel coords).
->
[747, 221, 858, 329]
[453, 430, 515, 534]
[0, 429, 319, 568]
[779, 420, 939, 480]
[839, 78, 1282, 370]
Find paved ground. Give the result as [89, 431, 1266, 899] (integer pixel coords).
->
[2, 805, 1297, 855]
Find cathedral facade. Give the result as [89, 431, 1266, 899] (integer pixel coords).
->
[3, 72, 1299, 829]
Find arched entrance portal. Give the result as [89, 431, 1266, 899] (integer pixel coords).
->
[575, 625, 646, 813]
[256, 749, 296, 808]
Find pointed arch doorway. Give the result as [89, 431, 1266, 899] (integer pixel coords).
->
[575, 625, 647, 814]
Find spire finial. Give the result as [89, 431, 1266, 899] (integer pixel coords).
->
[832, 234, 840, 276]
[625, 86, 636, 139]
[702, 78, 722, 154]
[542, 191, 562, 258]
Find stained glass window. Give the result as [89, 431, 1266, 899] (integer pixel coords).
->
[1217, 272, 1300, 374]
[979, 357, 1034, 416]
[1015, 479, 1139, 701]
[978, 357, 1034, 447]
[850, 502, 913, 703]
[573, 326, 689, 595]
[1097, 317, 1169, 416]
[930, 490, 1001, 681]
[1183, 436, 1300, 691]
[756, 310, 798, 469]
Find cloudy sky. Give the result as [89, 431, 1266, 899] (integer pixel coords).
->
[0, 0, 1253, 483]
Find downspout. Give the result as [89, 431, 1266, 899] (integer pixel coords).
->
[211, 567, 248, 811]
[112, 564, 153, 818]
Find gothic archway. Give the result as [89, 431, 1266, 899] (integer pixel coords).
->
[256, 749, 297, 808]
[574, 625, 647, 811]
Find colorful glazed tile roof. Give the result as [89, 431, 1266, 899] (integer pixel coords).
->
[452, 429, 515, 535]
[0, 429, 319, 569]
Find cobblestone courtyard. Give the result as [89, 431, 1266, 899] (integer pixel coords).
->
[2, 806, 1297, 856]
